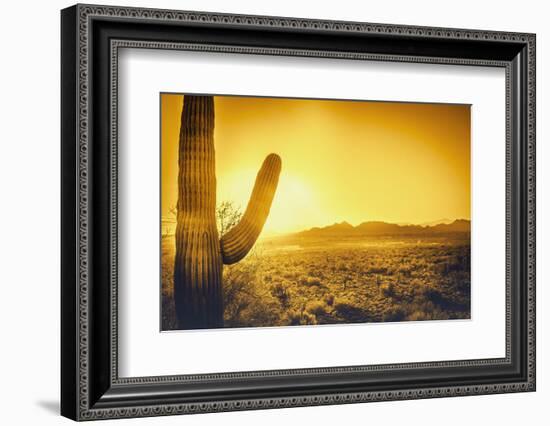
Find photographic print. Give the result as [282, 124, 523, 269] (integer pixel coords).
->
[161, 94, 471, 331]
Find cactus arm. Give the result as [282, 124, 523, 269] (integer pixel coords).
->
[220, 153, 282, 265]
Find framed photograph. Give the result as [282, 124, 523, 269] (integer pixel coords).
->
[61, 4, 536, 421]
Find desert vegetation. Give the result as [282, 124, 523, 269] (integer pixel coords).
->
[162, 229, 470, 330]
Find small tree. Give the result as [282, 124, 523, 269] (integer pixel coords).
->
[217, 201, 243, 236]
[168, 201, 242, 237]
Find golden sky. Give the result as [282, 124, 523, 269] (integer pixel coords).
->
[161, 94, 470, 236]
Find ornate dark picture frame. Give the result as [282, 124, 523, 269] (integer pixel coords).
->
[61, 4, 536, 421]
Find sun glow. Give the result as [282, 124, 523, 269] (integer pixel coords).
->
[262, 172, 324, 236]
[218, 169, 327, 236]
[161, 94, 470, 236]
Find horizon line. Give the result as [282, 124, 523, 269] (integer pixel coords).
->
[161, 218, 471, 237]
[259, 218, 471, 238]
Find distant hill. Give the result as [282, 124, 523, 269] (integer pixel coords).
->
[294, 219, 470, 238]
[429, 219, 470, 233]
[419, 218, 455, 227]
[304, 221, 354, 236]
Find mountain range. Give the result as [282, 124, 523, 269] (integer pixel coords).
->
[294, 219, 470, 238]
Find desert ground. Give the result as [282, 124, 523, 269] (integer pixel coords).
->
[161, 232, 470, 330]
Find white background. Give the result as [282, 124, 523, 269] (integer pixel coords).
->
[0, 0, 548, 425]
[119, 50, 506, 377]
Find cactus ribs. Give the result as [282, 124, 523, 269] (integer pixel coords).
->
[173, 95, 281, 329]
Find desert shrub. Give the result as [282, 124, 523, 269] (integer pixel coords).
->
[412, 280, 441, 299]
[300, 276, 322, 287]
[270, 282, 291, 308]
[308, 268, 324, 278]
[301, 312, 317, 325]
[380, 282, 395, 297]
[285, 309, 317, 326]
[406, 309, 443, 321]
[324, 293, 335, 307]
[333, 298, 355, 313]
[337, 262, 348, 271]
[383, 306, 406, 322]
[415, 284, 458, 311]
[222, 265, 257, 326]
[161, 292, 178, 330]
[241, 298, 281, 326]
[283, 271, 297, 280]
[446, 262, 465, 274]
[433, 263, 446, 274]
[410, 278, 424, 288]
[333, 298, 369, 322]
[434, 257, 468, 276]
[368, 266, 388, 274]
[412, 281, 429, 298]
[286, 310, 302, 325]
[223, 259, 282, 328]
[406, 310, 431, 321]
[160, 236, 178, 330]
[216, 201, 243, 236]
[422, 286, 443, 302]
[404, 300, 448, 321]
[397, 264, 413, 276]
[305, 300, 326, 316]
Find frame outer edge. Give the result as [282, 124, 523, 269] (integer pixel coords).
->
[67, 4, 536, 420]
[527, 33, 536, 390]
[61, 4, 80, 422]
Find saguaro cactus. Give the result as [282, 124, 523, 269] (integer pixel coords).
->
[173, 95, 282, 329]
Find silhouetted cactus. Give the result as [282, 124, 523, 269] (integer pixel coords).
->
[173, 95, 281, 329]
